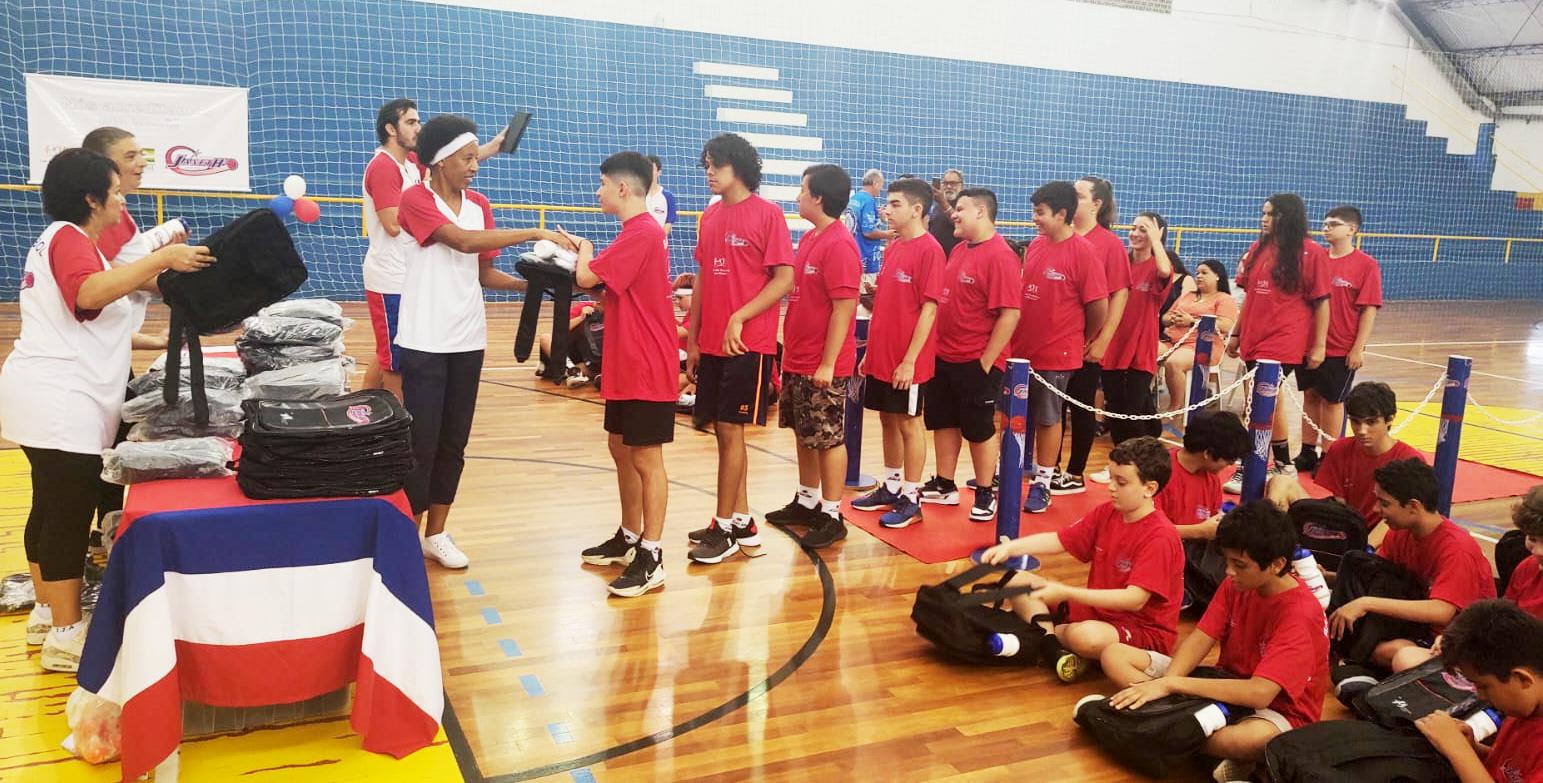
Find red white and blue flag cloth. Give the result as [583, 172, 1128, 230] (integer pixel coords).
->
[77, 488, 441, 782]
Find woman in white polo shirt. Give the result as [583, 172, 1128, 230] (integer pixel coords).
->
[0, 148, 211, 672]
[395, 114, 570, 569]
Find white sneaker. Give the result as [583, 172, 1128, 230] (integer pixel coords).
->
[1212, 758, 1255, 783]
[26, 604, 51, 646]
[41, 621, 89, 673]
[1088, 468, 1111, 484]
[676, 392, 696, 408]
[1223, 472, 1244, 495]
[423, 532, 470, 569]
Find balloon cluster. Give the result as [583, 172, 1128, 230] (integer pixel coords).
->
[269, 175, 320, 223]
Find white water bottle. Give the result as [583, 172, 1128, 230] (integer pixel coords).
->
[1193, 702, 1233, 737]
[143, 219, 188, 251]
[1292, 547, 1332, 609]
[1465, 707, 1503, 742]
[988, 632, 1023, 657]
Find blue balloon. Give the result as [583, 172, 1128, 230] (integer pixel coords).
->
[269, 195, 294, 217]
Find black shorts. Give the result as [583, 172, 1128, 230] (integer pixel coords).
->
[863, 376, 925, 416]
[1245, 359, 1300, 380]
[604, 400, 676, 446]
[1297, 356, 1356, 403]
[923, 359, 1003, 443]
[695, 352, 774, 425]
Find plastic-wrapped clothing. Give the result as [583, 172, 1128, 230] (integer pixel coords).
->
[236, 338, 345, 374]
[127, 419, 244, 443]
[120, 388, 243, 424]
[0, 572, 35, 612]
[258, 298, 347, 326]
[149, 351, 245, 376]
[239, 315, 343, 347]
[127, 366, 246, 397]
[101, 437, 235, 484]
[241, 359, 349, 400]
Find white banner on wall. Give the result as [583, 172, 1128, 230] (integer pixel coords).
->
[26, 73, 250, 192]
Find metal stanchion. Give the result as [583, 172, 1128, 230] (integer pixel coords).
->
[1433, 355, 1472, 517]
[1240, 360, 1281, 503]
[1186, 315, 1217, 424]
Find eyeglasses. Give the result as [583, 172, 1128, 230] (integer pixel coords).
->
[1322, 220, 1349, 229]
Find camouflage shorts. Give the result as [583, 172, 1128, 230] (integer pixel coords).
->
[778, 373, 848, 450]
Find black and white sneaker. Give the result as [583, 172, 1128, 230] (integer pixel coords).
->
[607, 545, 665, 597]
[688, 519, 762, 563]
[920, 476, 960, 505]
[581, 528, 636, 566]
[1048, 472, 1086, 496]
[766, 496, 820, 526]
[970, 486, 997, 522]
[800, 511, 848, 548]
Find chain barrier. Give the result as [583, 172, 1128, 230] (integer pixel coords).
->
[1464, 390, 1543, 427]
[1389, 372, 1450, 437]
[1029, 365, 1259, 421]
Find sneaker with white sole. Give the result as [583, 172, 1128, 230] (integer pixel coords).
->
[607, 546, 664, 598]
[1048, 472, 1085, 495]
[25, 604, 51, 646]
[1087, 468, 1111, 484]
[423, 532, 470, 569]
[879, 495, 924, 528]
[1222, 463, 1244, 495]
[581, 528, 637, 566]
[1023, 482, 1052, 514]
[1212, 759, 1255, 783]
[970, 487, 997, 522]
[919, 476, 960, 505]
[41, 622, 88, 673]
[851, 485, 901, 511]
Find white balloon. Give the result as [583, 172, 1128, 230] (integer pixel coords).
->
[282, 175, 307, 200]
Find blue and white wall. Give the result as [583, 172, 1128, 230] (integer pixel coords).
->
[1, 0, 1539, 301]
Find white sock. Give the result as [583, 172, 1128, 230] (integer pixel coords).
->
[51, 621, 85, 641]
[1034, 464, 1054, 485]
[33, 602, 51, 618]
[883, 467, 902, 493]
[900, 481, 920, 501]
[795, 485, 819, 509]
[639, 538, 660, 553]
[819, 498, 841, 517]
[715, 516, 735, 531]
[621, 527, 640, 545]
[732, 513, 752, 529]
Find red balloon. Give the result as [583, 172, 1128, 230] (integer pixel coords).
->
[293, 198, 321, 224]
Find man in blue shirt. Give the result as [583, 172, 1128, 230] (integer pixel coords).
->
[844, 168, 893, 274]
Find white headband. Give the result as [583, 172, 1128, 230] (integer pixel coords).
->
[673, 288, 693, 297]
[428, 132, 479, 166]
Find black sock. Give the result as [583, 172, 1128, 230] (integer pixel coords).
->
[1272, 440, 1291, 467]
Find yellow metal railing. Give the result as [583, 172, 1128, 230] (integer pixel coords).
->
[4, 183, 1541, 263]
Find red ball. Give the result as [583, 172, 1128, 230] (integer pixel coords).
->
[293, 198, 321, 224]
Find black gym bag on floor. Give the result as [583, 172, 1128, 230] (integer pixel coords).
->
[1074, 667, 1246, 779]
[1355, 656, 1482, 729]
[911, 562, 1045, 666]
[1327, 549, 1430, 664]
[1288, 497, 1368, 574]
[1264, 719, 1459, 783]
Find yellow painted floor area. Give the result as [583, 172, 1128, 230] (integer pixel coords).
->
[0, 449, 463, 782]
[1394, 401, 1543, 478]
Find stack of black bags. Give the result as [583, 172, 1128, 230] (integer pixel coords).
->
[236, 389, 414, 500]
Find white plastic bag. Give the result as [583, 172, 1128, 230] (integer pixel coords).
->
[63, 688, 122, 764]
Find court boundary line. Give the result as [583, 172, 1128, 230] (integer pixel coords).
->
[1365, 350, 1543, 389]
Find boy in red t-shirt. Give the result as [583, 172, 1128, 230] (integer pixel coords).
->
[1504, 487, 1543, 619]
[1295, 205, 1381, 473]
[1415, 600, 1543, 783]
[1105, 501, 1330, 780]
[850, 178, 944, 529]
[1329, 458, 1496, 672]
[981, 437, 1181, 683]
[1159, 411, 1250, 538]
[566, 152, 677, 598]
[1269, 381, 1424, 532]
[684, 134, 795, 564]
[760, 164, 861, 549]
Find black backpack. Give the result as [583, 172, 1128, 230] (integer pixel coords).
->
[159, 210, 307, 425]
[1496, 529, 1529, 597]
[1355, 656, 1482, 729]
[910, 562, 1045, 666]
[1264, 720, 1458, 783]
[1289, 497, 1368, 573]
[1073, 667, 1245, 778]
[1328, 549, 1430, 664]
[1182, 538, 1228, 614]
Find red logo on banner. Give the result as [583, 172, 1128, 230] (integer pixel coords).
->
[165, 146, 240, 176]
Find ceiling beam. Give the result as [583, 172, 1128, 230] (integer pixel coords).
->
[1451, 42, 1543, 56]
[1411, 0, 1526, 10]
[1492, 89, 1543, 106]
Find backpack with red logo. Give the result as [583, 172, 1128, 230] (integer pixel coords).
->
[1355, 656, 1484, 730]
[236, 390, 413, 500]
[1289, 497, 1368, 573]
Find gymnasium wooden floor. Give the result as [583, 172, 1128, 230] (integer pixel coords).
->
[3, 299, 1542, 782]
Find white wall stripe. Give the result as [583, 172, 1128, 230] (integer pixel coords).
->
[762, 159, 818, 176]
[693, 61, 779, 81]
[704, 84, 793, 103]
[786, 217, 814, 232]
[737, 132, 823, 151]
[717, 107, 807, 127]
[760, 184, 801, 202]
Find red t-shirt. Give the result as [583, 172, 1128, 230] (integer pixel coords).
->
[865, 233, 945, 385]
[1378, 518, 1497, 634]
[588, 214, 677, 402]
[1197, 577, 1331, 729]
[569, 301, 593, 321]
[1084, 224, 1131, 298]
[96, 209, 138, 262]
[781, 222, 861, 376]
[677, 311, 689, 351]
[1235, 240, 1331, 363]
[49, 226, 109, 321]
[1057, 503, 1183, 653]
[1102, 256, 1172, 374]
[934, 234, 1021, 369]
[1323, 248, 1383, 357]
[693, 195, 794, 357]
[1506, 557, 1543, 620]
[1013, 233, 1108, 372]
[1487, 715, 1543, 783]
[1157, 448, 1224, 526]
[1315, 438, 1425, 530]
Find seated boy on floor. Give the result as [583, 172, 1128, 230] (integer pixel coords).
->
[1104, 501, 1330, 782]
[981, 436, 1182, 684]
[1158, 410, 1250, 540]
[1328, 458, 1495, 673]
[1415, 599, 1543, 783]
[1503, 486, 1543, 618]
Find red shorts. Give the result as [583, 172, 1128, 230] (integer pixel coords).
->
[365, 291, 401, 372]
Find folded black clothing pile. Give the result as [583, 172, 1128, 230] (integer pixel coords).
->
[236, 389, 414, 500]
[236, 314, 346, 375]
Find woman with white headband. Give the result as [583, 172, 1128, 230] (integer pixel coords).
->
[394, 113, 572, 569]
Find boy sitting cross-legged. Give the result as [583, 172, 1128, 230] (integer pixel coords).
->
[980, 436, 1182, 683]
